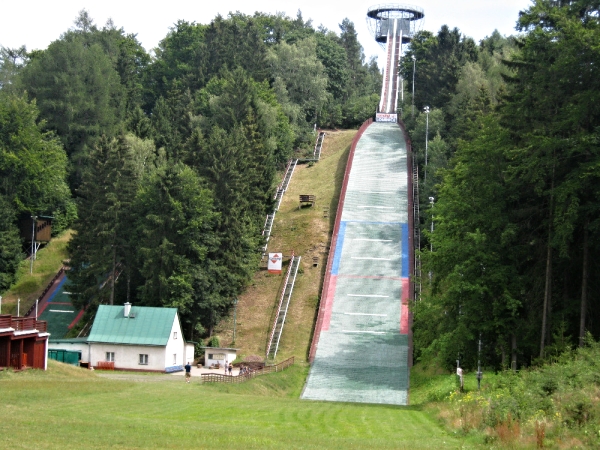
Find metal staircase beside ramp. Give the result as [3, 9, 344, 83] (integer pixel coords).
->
[313, 132, 325, 160]
[412, 163, 421, 301]
[263, 159, 298, 256]
[274, 159, 298, 211]
[266, 255, 302, 361]
[261, 213, 275, 253]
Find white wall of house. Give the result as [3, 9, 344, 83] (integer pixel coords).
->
[90, 343, 166, 371]
[185, 343, 195, 364]
[164, 316, 184, 369]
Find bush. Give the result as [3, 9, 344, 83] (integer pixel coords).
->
[207, 336, 220, 348]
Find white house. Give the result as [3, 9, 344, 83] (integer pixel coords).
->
[200, 346, 239, 368]
[48, 303, 194, 372]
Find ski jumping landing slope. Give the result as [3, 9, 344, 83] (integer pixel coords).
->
[302, 121, 410, 405]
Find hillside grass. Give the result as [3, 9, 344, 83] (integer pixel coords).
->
[0, 230, 72, 315]
[214, 130, 356, 363]
[0, 360, 478, 449]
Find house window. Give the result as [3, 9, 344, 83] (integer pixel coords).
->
[106, 352, 115, 362]
[139, 354, 148, 365]
[173, 354, 177, 365]
[209, 353, 225, 360]
[173, 331, 177, 339]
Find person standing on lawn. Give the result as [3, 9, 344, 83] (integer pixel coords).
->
[185, 362, 192, 383]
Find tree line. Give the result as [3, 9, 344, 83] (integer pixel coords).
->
[0, 10, 380, 339]
[401, 0, 600, 370]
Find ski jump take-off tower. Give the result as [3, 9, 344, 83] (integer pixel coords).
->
[367, 4, 424, 121]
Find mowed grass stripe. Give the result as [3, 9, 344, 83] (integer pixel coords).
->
[1, 363, 475, 449]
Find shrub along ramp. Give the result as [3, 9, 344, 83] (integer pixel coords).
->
[302, 121, 411, 405]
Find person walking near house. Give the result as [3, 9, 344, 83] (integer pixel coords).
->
[185, 362, 192, 383]
[228, 362, 233, 375]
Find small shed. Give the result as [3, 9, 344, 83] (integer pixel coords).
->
[200, 347, 239, 368]
[20, 216, 53, 242]
[48, 348, 81, 366]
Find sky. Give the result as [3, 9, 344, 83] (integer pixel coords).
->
[1, 1, 533, 62]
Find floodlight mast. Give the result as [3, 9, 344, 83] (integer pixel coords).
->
[367, 4, 424, 121]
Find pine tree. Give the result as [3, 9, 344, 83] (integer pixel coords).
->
[68, 135, 138, 309]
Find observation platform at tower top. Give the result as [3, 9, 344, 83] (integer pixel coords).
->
[367, 3, 425, 21]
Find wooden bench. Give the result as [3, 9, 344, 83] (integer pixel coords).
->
[96, 361, 115, 370]
[299, 195, 316, 209]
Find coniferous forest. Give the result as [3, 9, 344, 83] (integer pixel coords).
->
[1, 1, 599, 367]
[401, 0, 600, 370]
[0, 10, 381, 339]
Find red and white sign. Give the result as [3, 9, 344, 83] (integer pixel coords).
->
[376, 113, 397, 123]
[268, 253, 283, 274]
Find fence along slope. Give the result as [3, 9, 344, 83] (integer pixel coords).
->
[201, 356, 295, 383]
[302, 120, 411, 405]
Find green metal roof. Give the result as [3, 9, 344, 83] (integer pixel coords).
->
[87, 305, 177, 346]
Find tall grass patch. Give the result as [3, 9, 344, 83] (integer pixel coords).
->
[429, 338, 600, 448]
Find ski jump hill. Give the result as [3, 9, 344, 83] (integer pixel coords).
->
[302, 3, 420, 407]
[302, 118, 414, 405]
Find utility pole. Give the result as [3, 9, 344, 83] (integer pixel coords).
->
[429, 196, 435, 252]
[477, 334, 483, 390]
[424, 106, 430, 182]
[30, 215, 37, 274]
[429, 197, 434, 283]
[233, 298, 239, 343]
[110, 245, 117, 305]
[411, 55, 416, 117]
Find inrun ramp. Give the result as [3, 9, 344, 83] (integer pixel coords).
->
[302, 121, 410, 405]
[37, 273, 84, 338]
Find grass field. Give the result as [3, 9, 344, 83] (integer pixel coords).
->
[0, 230, 72, 315]
[0, 361, 479, 449]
